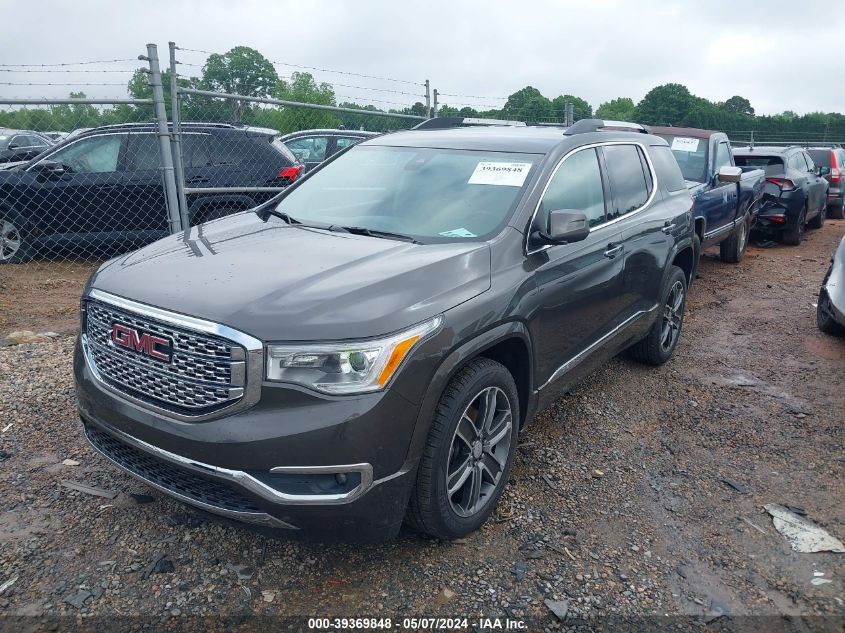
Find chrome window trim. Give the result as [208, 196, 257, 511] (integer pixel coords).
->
[91, 422, 375, 506]
[83, 288, 264, 422]
[525, 140, 660, 256]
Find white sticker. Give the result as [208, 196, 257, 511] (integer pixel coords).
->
[468, 161, 532, 187]
[439, 227, 477, 238]
[671, 137, 701, 152]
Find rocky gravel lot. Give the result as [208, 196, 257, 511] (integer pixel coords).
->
[0, 221, 843, 631]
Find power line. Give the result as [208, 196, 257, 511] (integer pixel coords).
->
[0, 69, 137, 74]
[0, 82, 129, 86]
[438, 92, 508, 100]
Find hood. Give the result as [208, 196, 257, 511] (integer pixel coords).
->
[0, 160, 28, 171]
[90, 212, 491, 341]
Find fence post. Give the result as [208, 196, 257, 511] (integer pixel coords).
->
[169, 42, 189, 230]
[144, 43, 182, 234]
[424, 80, 431, 118]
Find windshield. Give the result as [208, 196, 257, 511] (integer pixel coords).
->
[273, 145, 538, 242]
[656, 134, 707, 182]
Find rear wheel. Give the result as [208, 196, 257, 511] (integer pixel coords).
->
[782, 205, 806, 246]
[628, 265, 687, 366]
[406, 358, 519, 540]
[0, 217, 32, 264]
[828, 200, 845, 220]
[719, 216, 749, 263]
[808, 203, 826, 229]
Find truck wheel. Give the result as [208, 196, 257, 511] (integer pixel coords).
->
[719, 217, 749, 264]
[817, 289, 844, 336]
[0, 216, 33, 264]
[829, 201, 845, 220]
[627, 265, 687, 366]
[406, 358, 519, 540]
[781, 205, 806, 246]
[808, 204, 826, 229]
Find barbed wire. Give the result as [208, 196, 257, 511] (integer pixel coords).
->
[176, 47, 422, 86]
[0, 69, 138, 74]
[0, 82, 130, 87]
[438, 92, 508, 100]
[0, 59, 138, 68]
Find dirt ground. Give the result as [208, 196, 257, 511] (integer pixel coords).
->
[0, 221, 843, 631]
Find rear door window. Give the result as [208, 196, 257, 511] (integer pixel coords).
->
[539, 148, 606, 228]
[126, 133, 160, 171]
[602, 144, 651, 218]
[650, 145, 687, 192]
[803, 152, 815, 171]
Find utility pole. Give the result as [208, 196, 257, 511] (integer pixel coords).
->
[424, 79, 431, 118]
[433, 89, 439, 118]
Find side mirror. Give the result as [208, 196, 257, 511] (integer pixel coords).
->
[819, 166, 831, 176]
[30, 160, 65, 179]
[534, 210, 590, 245]
[717, 165, 742, 183]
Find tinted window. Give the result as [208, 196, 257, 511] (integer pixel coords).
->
[127, 134, 160, 171]
[603, 145, 651, 218]
[734, 155, 784, 168]
[656, 134, 707, 182]
[182, 133, 214, 168]
[285, 136, 328, 162]
[336, 137, 363, 150]
[714, 142, 732, 171]
[808, 149, 832, 167]
[46, 135, 123, 173]
[209, 136, 247, 165]
[803, 152, 815, 171]
[650, 145, 687, 191]
[539, 148, 606, 228]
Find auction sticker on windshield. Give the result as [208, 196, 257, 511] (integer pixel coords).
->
[468, 161, 532, 187]
[670, 137, 701, 152]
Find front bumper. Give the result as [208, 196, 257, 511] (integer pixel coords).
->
[74, 339, 424, 539]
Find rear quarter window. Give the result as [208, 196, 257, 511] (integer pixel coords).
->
[649, 145, 687, 192]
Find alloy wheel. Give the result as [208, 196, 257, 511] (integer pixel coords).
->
[0, 220, 21, 262]
[660, 280, 685, 352]
[446, 386, 513, 518]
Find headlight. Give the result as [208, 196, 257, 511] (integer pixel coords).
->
[266, 316, 442, 395]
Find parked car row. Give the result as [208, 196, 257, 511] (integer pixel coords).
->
[0, 123, 379, 263]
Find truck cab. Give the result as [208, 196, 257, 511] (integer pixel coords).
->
[652, 127, 765, 264]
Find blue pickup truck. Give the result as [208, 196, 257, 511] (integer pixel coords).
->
[652, 127, 765, 264]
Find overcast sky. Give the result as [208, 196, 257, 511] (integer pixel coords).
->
[2, 0, 842, 116]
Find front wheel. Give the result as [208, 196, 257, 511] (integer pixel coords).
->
[0, 217, 32, 264]
[720, 216, 749, 264]
[627, 265, 687, 366]
[406, 358, 519, 540]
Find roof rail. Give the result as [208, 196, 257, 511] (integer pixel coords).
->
[412, 116, 526, 130]
[564, 118, 651, 135]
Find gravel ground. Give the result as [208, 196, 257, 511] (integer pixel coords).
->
[0, 221, 843, 631]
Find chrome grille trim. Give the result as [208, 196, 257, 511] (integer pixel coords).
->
[83, 288, 263, 422]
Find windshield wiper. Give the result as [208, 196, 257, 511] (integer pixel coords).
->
[335, 226, 421, 244]
[264, 209, 300, 225]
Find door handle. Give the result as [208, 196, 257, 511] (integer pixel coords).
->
[661, 222, 677, 234]
[604, 243, 623, 258]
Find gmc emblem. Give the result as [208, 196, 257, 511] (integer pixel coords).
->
[110, 323, 173, 363]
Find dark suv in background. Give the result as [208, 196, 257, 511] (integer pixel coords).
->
[0, 123, 301, 263]
[807, 146, 845, 219]
[733, 145, 829, 245]
[0, 128, 53, 164]
[75, 118, 696, 541]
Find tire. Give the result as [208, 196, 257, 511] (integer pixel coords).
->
[829, 201, 845, 220]
[0, 216, 33, 264]
[627, 265, 687, 366]
[406, 358, 520, 540]
[719, 216, 749, 264]
[808, 203, 826, 229]
[817, 271, 845, 336]
[781, 205, 806, 246]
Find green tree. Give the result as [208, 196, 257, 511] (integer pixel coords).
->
[722, 95, 754, 117]
[596, 97, 636, 121]
[502, 86, 553, 121]
[262, 72, 340, 131]
[635, 83, 695, 126]
[200, 47, 278, 119]
[552, 94, 592, 122]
